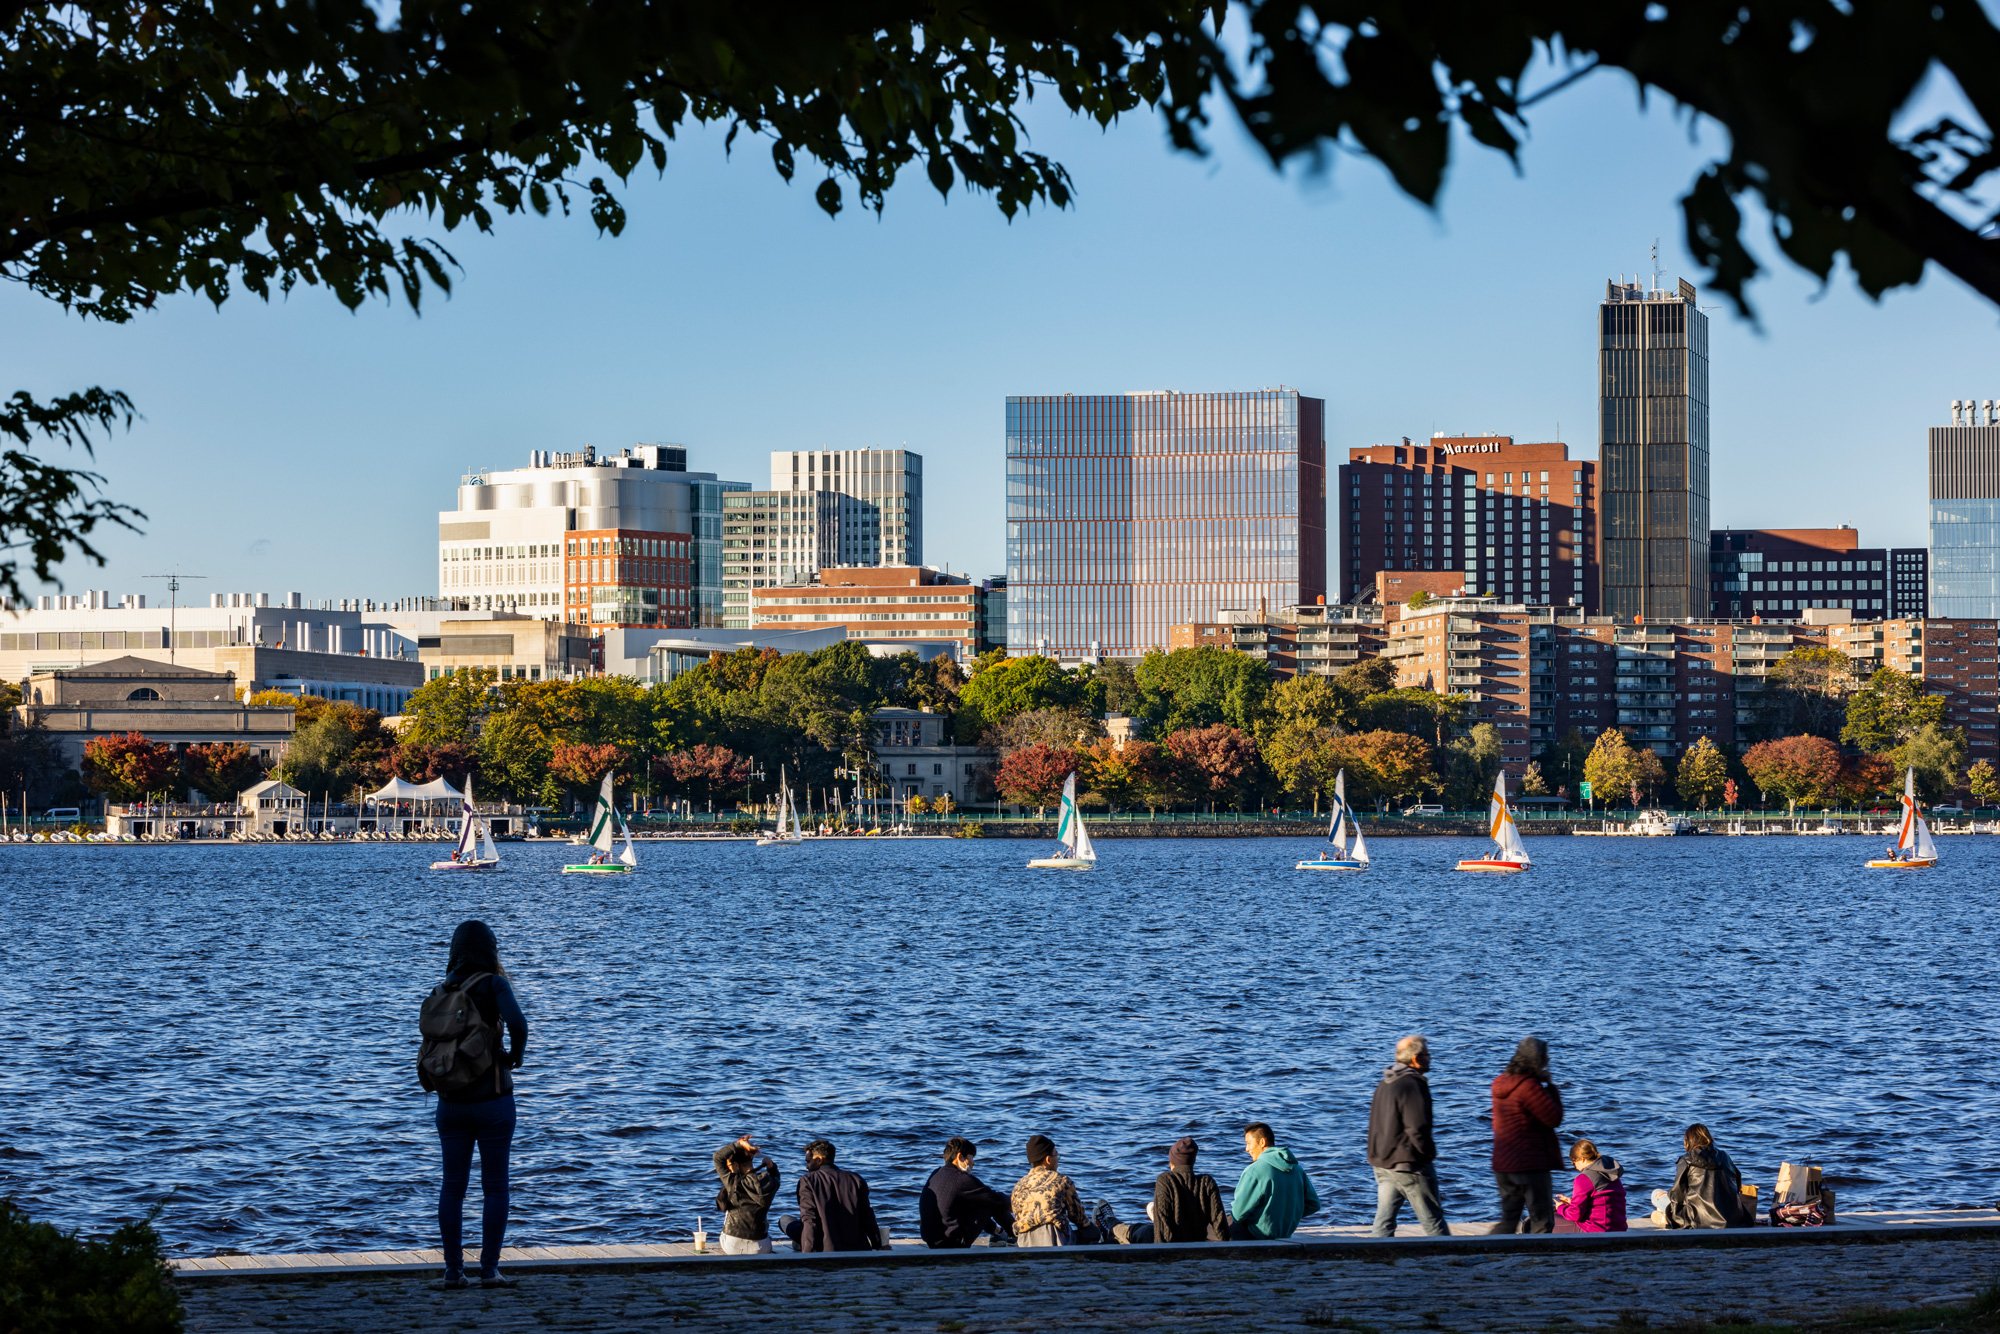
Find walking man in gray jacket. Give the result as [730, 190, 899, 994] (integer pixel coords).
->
[1367, 1035, 1450, 1237]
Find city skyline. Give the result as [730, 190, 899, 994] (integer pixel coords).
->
[3, 79, 1994, 601]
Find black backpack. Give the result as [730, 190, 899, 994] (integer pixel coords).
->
[418, 972, 498, 1095]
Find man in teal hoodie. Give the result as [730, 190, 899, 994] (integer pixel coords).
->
[1229, 1122, 1321, 1239]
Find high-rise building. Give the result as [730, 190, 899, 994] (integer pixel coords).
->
[721, 448, 923, 628]
[437, 444, 746, 631]
[1708, 527, 1926, 621]
[1339, 435, 1598, 610]
[1598, 276, 1711, 621]
[1005, 389, 1326, 660]
[1928, 398, 2000, 618]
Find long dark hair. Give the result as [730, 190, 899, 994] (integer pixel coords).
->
[1504, 1036, 1550, 1082]
[447, 919, 503, 978]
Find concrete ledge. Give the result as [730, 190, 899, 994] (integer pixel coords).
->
[169, 1211, 2000, 1284]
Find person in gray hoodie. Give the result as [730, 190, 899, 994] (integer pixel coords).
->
[1366, 1035, 1451, 1237]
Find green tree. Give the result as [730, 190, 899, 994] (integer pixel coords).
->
[1582, 729, 1640, 808]
[1355, 688, 1469, 752]
[397, 670, 497, 751]
[1676, 737, 1729, 810]
[1405, 589, 1433, 609]
[1842, 669, 1947, 753]
[1533, 728, 1593, 800]
[1131, 647, 1271, 735]
[277, 701, 393, 796]
[1968, 758, 2000, 808]
[10, 2, 2000, 600]
[1893, 722, 1967, 804]
[992, 707, 1103, 756]
[81, 731, 179, 803]
[474, 707, 558, 807]
[1440, 723, 1505, 809]
[1519, 761, 1549, 797]
[1087, 658, 1142, 718]
[1634, 747, 1671, 805]
[1763, 647, 1859, 739]
[956, 654, 1090, 745]
[1331, 730, 1433, 809]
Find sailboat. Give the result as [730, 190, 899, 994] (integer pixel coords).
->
[1456, 771, 1532, 873]
[754, 765, 807, 847]
[1866, 768, 1939, 869]
[1027, 772, 1097, 871]
[1297, 769, 1370, 871]
[561, 773, 637, 875]
[430, 777, 501, 871]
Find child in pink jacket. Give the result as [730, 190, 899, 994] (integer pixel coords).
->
[1555, 1138, 1628, 1232]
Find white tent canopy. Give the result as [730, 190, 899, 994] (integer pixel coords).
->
[365, 776, 464, 803]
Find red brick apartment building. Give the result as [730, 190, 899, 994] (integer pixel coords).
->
[563, 527, 693, 632]
[750, 565, 980, 657]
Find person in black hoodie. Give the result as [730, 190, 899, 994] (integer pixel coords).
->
[1115, 1137, 1229, 1243]
[712, 1136, 781, 1254]
[779, 1139, 886, 1252]
[919, 1137, 1013, 1248]
[1367, 1034, 1451, 1237]
[428, 920, 528, 1289]
[1652, 1124, 1754, 1229]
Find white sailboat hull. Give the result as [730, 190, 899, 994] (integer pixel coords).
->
[430, 858, 501, 871]
[1027, 855, 1096, 870]
[1295, 857, 1368, 871]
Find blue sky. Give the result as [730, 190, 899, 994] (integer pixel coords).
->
[5, 65, 1995, 601]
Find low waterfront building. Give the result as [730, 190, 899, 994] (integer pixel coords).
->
[869, 707, 993, 807]
[14, 657, 295, 766]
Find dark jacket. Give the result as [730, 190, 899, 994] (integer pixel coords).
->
[1151, 1169, 1228, 1243]
[1489, 1072, 1565, 1172]
[436, 921, 527, 1105]
[713, 1147, 781, 1241]
[1663, 1148, 1752, 1230]
[1367, 1062, 1437, 1169]
[919, 1163, 1012, 1248]
[797, 1163, 885, 1252]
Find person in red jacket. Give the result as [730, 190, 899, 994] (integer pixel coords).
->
[1489, 1036, 1564, 1234]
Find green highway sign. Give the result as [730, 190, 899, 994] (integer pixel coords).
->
[1578, 781, 1594, 800]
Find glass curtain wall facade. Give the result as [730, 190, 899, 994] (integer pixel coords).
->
[1928, 401, 2000, 618]
[1598, 278, 1711, 621]
[1005, 390, 1326, 659]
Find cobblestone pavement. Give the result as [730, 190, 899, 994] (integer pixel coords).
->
[182, 1231, 2000, 1333]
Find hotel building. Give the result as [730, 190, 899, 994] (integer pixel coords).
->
[1928, 399, 2000, 618]
[1338, 435, 1597, 610]
[436, 444, 746, 631]
[1599, 276, 1711, 621]
[1005, 388, 1326, 661]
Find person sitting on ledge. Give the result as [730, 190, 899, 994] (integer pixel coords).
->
[1555, 1137, 1628, 1233]
[778, 1139, 885, 1252]
[1010, 1135, 1088, 1246]
[1228, 1122, 1320, 1240]
[1651, 1124, 1753, 1229]
[712, 1135, 780, 1255]
[919, 1137, 1013, 1248]
[1114, 1137, 1229, 1244]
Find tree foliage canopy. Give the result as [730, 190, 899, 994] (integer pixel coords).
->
[8, 2, 2000, 594]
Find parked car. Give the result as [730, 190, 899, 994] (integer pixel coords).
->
[1932, 803, 1967, 816]
[1402, 803, 1446, 817]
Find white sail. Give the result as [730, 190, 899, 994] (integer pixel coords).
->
[454, 777, 480, 860]
[1327, 770, 1351, 857]
[1071, 799, 1097, 862]
[1490, 771, 1530, 863]
[587, 772, 618, 855]
[617, 813, 638, 867]
[1350, 826, 1371, 865]
[1054, 772, 1080, 855]
[790, 784, 805, 839]
[1899, 767, 1939, 861]
[477, 799, 499, 864]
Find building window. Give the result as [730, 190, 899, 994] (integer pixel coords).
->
[127, 687, 161, 701]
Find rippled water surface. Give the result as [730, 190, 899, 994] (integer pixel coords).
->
[2, 836, 1994, 1253]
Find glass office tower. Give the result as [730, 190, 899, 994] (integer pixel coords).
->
[1598, 277, 1710, 621]
[1929, 399, 2000, 618]
[1005, 389, 1326, 660]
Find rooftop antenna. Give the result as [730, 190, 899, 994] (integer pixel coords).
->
[1650, 239, 1662, 293]
[143, 572, 207, 665]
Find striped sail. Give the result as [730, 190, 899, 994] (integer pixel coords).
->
[1489, 771, 1530, 864]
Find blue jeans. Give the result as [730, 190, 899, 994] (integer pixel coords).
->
[436, 1094, 516, 1277]
[1371, 1165, 1450, 1237]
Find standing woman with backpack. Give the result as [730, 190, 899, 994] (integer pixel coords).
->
[419, 920, 528, 1289]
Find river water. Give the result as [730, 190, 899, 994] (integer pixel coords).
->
[1, 835, 1992, 1254]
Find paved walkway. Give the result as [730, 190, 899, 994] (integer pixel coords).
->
[179, 1213, 2000, 1333]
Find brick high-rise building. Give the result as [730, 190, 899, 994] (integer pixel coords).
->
[1832, 616, 2000, 762]
[1599, 276, 1711, 621]
[1708, 527, 1926, 622]
[1338, 435, 1597, 610]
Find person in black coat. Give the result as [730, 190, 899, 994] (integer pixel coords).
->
[1115, 1137, 1229, 1243]
[712, 1136, 781, 1254]
[1367, 1034, 1450, 1237]
[428, 920, 528, 1289]
[779, 1140, 886, 1252]
[919, 1137, 1014, 1248]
